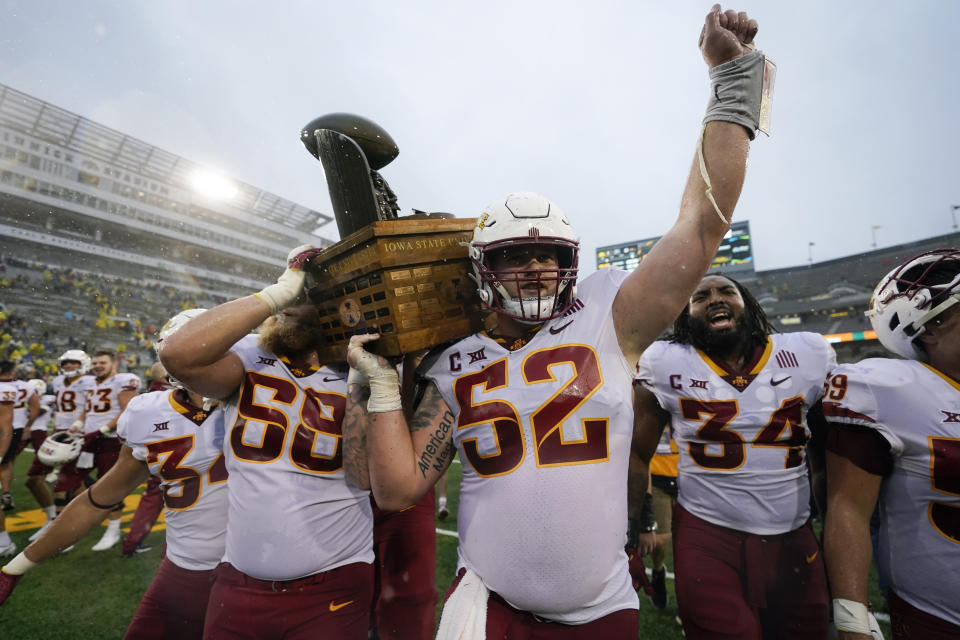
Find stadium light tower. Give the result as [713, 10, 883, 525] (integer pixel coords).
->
[952, 204, 959, 230]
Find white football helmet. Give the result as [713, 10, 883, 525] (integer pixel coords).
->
[27, 378, 47, 397]
[37, 432, 84, 466]
[58, 350, 91, 378]
[469, 192, 579, 324]
[155, 309, 212, 404]
[866, 248, 960, 359]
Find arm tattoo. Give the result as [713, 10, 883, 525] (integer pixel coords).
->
[411, 383, 456, 478]
[342, 384, 371, 489]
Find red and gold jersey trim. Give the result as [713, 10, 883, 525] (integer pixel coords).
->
[695, 338, 773, 393]
[167, 389, 218, 426]
[921, 363, 960, 392]
[278, 355, 321, 379]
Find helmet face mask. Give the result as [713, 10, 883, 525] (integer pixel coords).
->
[58, 350, 91, 378]
[867, 248, 960, 359]
[470, 192, 580, 324]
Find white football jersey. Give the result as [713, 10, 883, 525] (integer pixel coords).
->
[83, 373, 142, 435]
[425, 268, 637, 624]
[119, 389, 228, 571]
[823, 359, 960, 627]
[0, 381, 16, 409]
[636, 332, 835, 535]
[51, 374, 96, 430]
[221, 335, 373, 581]
[11, 379, 36, 430]
[30, 394, 56, 432]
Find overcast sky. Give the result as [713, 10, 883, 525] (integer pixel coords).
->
[1, 1, 957, 276]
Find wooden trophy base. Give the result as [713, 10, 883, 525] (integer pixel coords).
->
[306, 217, 484, 362]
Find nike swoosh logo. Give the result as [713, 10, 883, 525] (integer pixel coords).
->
[329, 599, 354, 612]
[805, 550, 818, 564]
[323, 376, 344, 382]
[771, 376, 791, 386]
[548, 320, 574, 335]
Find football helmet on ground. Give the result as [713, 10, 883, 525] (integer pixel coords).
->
[866, 248, 960, 359]
[469, 192, 579, 324]
[37, 432, 84, 466]
[58, 350, 91, 378]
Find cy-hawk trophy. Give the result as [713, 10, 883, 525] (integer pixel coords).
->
[300, 113, 482, 362]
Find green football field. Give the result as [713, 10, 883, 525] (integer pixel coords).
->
[0, 454, 889, 639]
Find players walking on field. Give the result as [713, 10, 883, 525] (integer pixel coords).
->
[824, 248, 960, 640]
[0, 310, 229, 639]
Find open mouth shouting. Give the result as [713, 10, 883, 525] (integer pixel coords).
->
[706, 306, 735, 331]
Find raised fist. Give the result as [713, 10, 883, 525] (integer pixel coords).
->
[699, 4, 759, 67]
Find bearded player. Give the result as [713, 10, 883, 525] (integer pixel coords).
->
[823, 249, 960, 640]
[159, 246, 374, 640]
[344, 6, 769, 637]
[0, 309, 229, 640]
[23, 350, 95, 541]
[633, 273, 834, 639]
[54, 349, 140, 551]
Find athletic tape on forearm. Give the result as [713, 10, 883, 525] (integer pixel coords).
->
[254, 268, 305, 315]
[367, 368, 401, 413]
[833, 599, 872, 635]
[347, 367, 369, 387]
[703, 50, 766, 140]
[2, 552, 37, 576]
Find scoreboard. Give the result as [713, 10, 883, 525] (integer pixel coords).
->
[596, 220, 755, 273]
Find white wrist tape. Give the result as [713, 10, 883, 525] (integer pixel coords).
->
[833, 599, 872, 636]
[3, 552, 37, 576]
[347, 367, 369, 387]
[69, 419, 84, 431]
[255, 244, 315, 314]
[348, 342, 401, 413]
[367, 367, 401, 414]
[255, 268, 306, 314]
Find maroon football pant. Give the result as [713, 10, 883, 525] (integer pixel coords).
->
[371, 488, 437, 640]
[888, 589, 960, 640]
[672, 504, 829, 640]
[26, 430, 56, 476]
[124, 556, 214, 640]
[54, 435, 121, 493]
[123, 476, 163, 553]
[444, 569, 638, 639]
[203, 562, 374, 640]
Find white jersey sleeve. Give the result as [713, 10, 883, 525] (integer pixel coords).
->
[220, 335, 373, 581]
[637, 332, 834, 535]
[118, 390, 228, 570]
[823, 358, 960, 626]
[425, 268, 638, 624]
